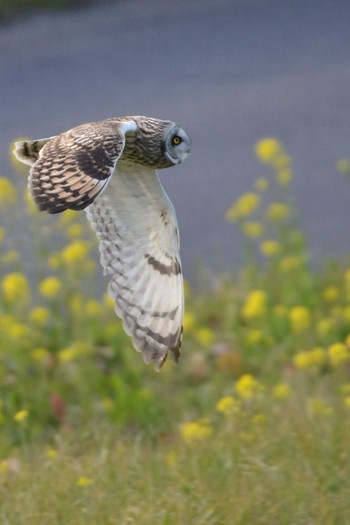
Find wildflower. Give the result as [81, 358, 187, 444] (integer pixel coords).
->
[104, 292, 115, 310]
[254, 177, 269, 191]
[0, 460, 9, 474]
[183, 311, 196, 331]
[289, 306, 310, 333]
[195, 327, 215, 346]
[39, 276, 62, 299]
[14, 410, 28, 422]
[293, 347, 326, 370]
[245, 329, 263, 345]
[58, 209, 78, 226]
[76, 476, 94, 487]
[69, 293, 84, 317]
[45, 448, 58, 459]
[216, 395, 240, 416]
[260, 240, 280, 257]
[279, 256, 302, 272]
[225, 193, 260, 222]
[61, 240, 90, 265]
[0, 177, 17, 207]
[328, 342, 350, 367]
[272, 383, 293, 400]
[266, 202, 290, 222]
[85, 299, 103, 317]
[29, 306, 50, 326]
[276, 168, 293, 186]
[322, 286, 339, 303]
[66, 223, 84, 239]
[2, 272, 30, 304]
[316, 318, 333, 337]
[58, 344, 80, 363]
[179, 419, 213, 443]
[241, 290, 267, 320]
[241, 221, 264, 238]
[336, 158, 350, 174]
[254, 138, 282, 163]
[31, 347, 50, 362]
[307, 398, 333, 417]
[235, 374, 264, 400]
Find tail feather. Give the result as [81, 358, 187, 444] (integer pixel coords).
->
[13, 137, 55, 166]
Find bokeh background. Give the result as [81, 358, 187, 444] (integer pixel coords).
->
[2, 0, 350, 279]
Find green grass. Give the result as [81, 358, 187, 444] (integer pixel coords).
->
[1, 138, 350, 523]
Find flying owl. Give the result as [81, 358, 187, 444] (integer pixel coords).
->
[13, 116, 191, 370]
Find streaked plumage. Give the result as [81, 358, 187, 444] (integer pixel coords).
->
[14, 116, 191, 370]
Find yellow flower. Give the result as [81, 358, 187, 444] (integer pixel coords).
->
[336, 158, 350, 174]
[0, 460, 9, 474]
[328, 342, 350, 367]
[85, 299, 103, 317]
[45, 448, 58, 459]
[226, 193, 260, 222]
[76, 476, 94, 487]
[276, 168, 293, 186]
[195, 327, 215, 346]
[58, 209, 78, 225]
[241, 221, 264, 238]
[279, 256, 302, 272]
[316, 318, 333, 337]
[260, 240, 280, 257]
[29, 306, 50, 326]
[254, 138, 282, 163]
[2, 272, 30, 304]
[322, 286, 339, 302]
[307, 398, 333, 417]
[14, 410, 28, 422]
[241, 290, 267, 320]
[254, 177, 269, 191]
[0, 177, 17, 207]
[58, 344, 82, 363]
[179, 419, 213, 443]
[266, 202, 290, 222]
[289, 306, 310, 333]
[66, 223, 84, 239]
[69, 293, 84, 317]
[344, 396, 350, 408]
[235, 374, 263, 400]
[216, 395, 240, 416]
[61, 240, 90, 265]
[245, 329, 263, 345]
[293, 347, 326, 370]
[31, 347, 50, 362]
[183, 311, 196, 331]
[272, 383, 293, 400]
[39, 276, 62, 299]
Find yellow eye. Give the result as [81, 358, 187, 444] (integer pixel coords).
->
[172, 135, 182, 145]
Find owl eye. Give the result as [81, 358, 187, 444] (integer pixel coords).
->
[172, 135, 182, 146]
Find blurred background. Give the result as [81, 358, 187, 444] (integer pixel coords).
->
[1, 0, 350, 280]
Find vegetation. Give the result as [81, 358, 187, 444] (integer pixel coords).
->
[1, 140, 350, 523]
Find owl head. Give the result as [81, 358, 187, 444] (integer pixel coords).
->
[123, 116, 191, 169]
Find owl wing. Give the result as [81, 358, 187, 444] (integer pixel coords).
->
[85, 164, 183, 370]
[26, 120, 137, 214]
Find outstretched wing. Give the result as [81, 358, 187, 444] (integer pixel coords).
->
[85, 164, 183, 370]
[26, 120, 137, 214]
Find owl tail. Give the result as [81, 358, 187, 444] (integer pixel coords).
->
[13, 137, 55, 166]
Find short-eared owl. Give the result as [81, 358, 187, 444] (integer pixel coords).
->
[14, 116, 191, 370]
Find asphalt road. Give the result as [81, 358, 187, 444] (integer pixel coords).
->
[1, 0, 350, 280]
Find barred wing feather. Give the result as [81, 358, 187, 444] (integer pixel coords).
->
[85, 164, 183, 370]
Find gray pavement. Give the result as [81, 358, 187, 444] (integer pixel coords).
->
[1, 0, 350, 279]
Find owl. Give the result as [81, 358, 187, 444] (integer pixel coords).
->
[13, 116, 191, 370]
